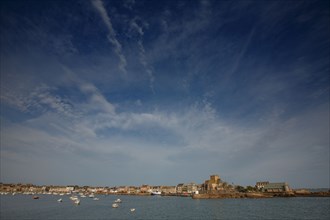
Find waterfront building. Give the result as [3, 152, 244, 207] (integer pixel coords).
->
[262, 182, 291, 192]
[117, 186, 128, 193]
[255, 181, 269, 190]
[176, 183, 184, 193]
[139, 185, 151, 193]
[109, 187, 117, 193]
[203, 174, 222, 191]
[176, 183, 198, 194]
[197, 184, 203, 191]
[49, 186, 71, 193]
[66, 186, 75, 192]
[128, 186, 137, 194]
[183, 183, 198, 193]
[210, 175, 220, 184]
[161, 186, 177, 194]
[86, 187, 97, 193]
[152, 186, 161, 192]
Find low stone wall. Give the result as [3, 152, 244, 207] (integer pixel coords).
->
[192, 192, 273, 199]
[294, 191, 330, 197]
[192, 191, 330, 199]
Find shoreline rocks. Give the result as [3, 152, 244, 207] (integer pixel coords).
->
[192, 192, 273, 199]
[191, 191, 330, 199]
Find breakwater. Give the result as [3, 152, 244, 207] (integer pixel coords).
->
[192, 191, 330, 199]
[192, 192, 273, 199]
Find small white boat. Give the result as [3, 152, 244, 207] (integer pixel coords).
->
[130, 208, 135, 212]
[80, 195, 86, 198]
[151, 191, 162, 195]
[88, 194, 95, 198]
[70, 196, 78, 201]
[57, 198, 62, 202]
[93, 198, 99, 201]
[112, 203, 119, 208]
[114, 198, 122, 203]
[74, 199, 80, 205]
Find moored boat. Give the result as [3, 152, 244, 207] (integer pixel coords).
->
[70, 196, 79, 201]
[112, 203, 119, 208]
[151, 191, 162, 195]
[88, 194, 95, 198]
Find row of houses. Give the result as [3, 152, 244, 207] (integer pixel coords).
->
[0, 183, 200, 195]
[0, 184, 80, 194]
[92, 183, 201, 194]
[0, 175, 292, 195]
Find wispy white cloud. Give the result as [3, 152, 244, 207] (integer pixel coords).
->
[130, 18, 155, 92]
[1, 83, 77, 119]
[1, 70, 329, 186]
[91, 0, 127, 74]
[155, 0, 212, 47]
[76, 80, 116, 114]
[229, 26, 256, 77]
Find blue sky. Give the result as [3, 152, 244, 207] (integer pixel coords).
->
[1, 0, 329, 188]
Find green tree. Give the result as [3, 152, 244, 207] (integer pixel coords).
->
[246, 186, 256, 192]
[235, 185, 246, 192]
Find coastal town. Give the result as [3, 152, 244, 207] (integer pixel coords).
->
[1, 174, 329, 199]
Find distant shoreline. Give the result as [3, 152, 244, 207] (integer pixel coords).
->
[1, 181, 329, 199]
[1, 191, 329, 199]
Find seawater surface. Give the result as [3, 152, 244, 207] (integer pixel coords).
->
[1, 194, 329, 219]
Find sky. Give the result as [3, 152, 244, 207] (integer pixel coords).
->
[0, 0, 329, 188]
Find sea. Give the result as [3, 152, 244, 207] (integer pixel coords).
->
[1, 194, 329, 219]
